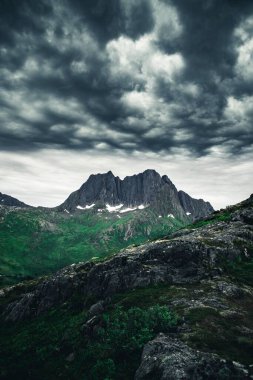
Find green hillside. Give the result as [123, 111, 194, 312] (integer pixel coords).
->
[0, 207, 186, 287]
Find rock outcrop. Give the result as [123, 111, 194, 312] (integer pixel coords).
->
[57, 169, 213, 219]
[135, 334, 252, 379]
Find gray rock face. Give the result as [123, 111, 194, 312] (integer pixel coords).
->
[135, 334, 252, 379]
[2, 197, 252, 323]
[178, 190, 214, 219]
[57, 169, 213, 219]
[0, 192, 29, 207]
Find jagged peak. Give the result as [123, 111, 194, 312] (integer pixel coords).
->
[142, 169, 160, 176]
[88, 170, 115, 178]
[161, 174, 174, 185]
[58, 169, 214, 219]
[122, 169, 162, 182]
[87, 169, 162, 182]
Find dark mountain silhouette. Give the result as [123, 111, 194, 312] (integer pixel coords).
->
[0, 192, 30, 208]
[58, 169, 214, 219]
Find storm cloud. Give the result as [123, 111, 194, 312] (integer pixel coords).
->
[0, 0, 253, 156]
[0, 0, 253, 208]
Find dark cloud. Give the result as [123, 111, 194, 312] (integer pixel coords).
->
[0, 0, 253, 156]
[70, 0, 155, 43]
[0, 0, 52, 46]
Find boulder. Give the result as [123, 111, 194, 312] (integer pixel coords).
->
[135, 334, 252, 379]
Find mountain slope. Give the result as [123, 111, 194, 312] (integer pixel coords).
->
[0, 170, 213, 287]
[0, 195, 252, 379]
[0, 206, 185, 287]
[0, 192, 30, 208]
[178, 190, 213, 220]
[58, 169, 214, 219]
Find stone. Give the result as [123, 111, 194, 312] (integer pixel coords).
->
[87, 300, 105, 317]
[135, 334, 252, 379]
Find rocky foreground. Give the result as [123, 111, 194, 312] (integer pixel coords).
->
[1, 195, 253, 379]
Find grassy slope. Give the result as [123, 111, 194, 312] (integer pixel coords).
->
[0, 207, 185, 286]
[1, 200, 252, 379]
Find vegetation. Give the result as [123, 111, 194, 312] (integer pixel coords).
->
[0, 302, 178, 380]
[2, 194, 249, 287]
[186, 209, 232, 229]
[1, 279, 253, 379]
[185, 298, 253, 365]
[0, 207, 185, 287]
[225, 256, 253, 286]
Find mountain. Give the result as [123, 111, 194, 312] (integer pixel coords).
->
[0, 170, 213, 287]
[0, 192, 29, 208]
[1, 195, 252, 379]
[178, 190, 213, 220]
[58, 169, 214, 220]
[0, 200, 186, 287]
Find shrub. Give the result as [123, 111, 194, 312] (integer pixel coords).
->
[84, 305, 178, 379]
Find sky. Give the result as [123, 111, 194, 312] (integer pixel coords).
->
[0, 0, 252, 209]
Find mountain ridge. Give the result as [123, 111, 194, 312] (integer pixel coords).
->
[58, 169, 214, 220]
[0, 169, 213, 287]
[0, 192, 30, 208]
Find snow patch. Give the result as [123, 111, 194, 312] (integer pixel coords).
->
[120, 207, 137, 213]
[138, 204, 147, 210]
[64, 209, 70, 214]
[167, 213, 175, 219]
[106, 204, 124, 212]
[118, 204, 147, 213]
[85, 203, 95, 209]
[77, 203, 95, 210]
[158, 215, 162, 218]
[186, 212, 191, 216]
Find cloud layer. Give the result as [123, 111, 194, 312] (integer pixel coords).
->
[0, 0, 253, 156]
[0, 0, 253, 209]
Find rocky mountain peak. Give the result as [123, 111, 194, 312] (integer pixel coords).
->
[58, 170, 214, 220]
[142, 168, 160, 177]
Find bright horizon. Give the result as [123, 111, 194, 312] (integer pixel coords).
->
[1, 148, 252, 210]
